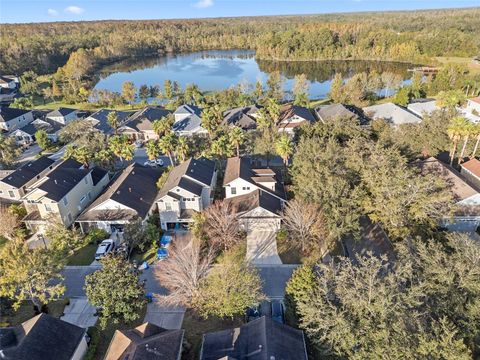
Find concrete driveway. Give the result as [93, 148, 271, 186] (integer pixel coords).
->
[134, 148, 171, 166]
[256, 265, 298, 300]
[246, 230, 282, 265]
[143, 302, 185, 330]
[17, 144, 41, 164]
[61, 297, 97, 328]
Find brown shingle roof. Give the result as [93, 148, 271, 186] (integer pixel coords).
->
[461, 158, 480, 179]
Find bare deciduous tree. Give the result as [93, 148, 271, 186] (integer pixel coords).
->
[203, 200, 241, 251]
[154, 235, 213, 307]
[0, 205, 19, 240]
[282, 198, 327, 253]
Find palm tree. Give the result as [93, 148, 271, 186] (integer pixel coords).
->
[176, 137, 190, 162]
[447, 117, 469, 166]
[228, 127, 245, 157]
[158, 133, 178, 166]
[108, 135, 132, 166]
[122, 143, 135, 164]
[458, 120, 474, 164]
[95, 149, 115, 170]
[153, 116, 173, 138]
[145, 140, 159, 160]
[107, 111, 119, 135]
[470, 123, 480, 159]
[201, 105, 222, 138]
[275, 134, 294, 167]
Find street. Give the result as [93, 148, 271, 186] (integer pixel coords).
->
[133, 148, 171, 167]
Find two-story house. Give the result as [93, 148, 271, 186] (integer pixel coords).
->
[157, 157, 216, 230]
[0, 156, 55, 201]
[10, 118, 63, 146]
[0, 75, 19, 89]
[76, 163, 162, 234]
[223, 157, 286, 231]
[466, 97, 480, 116]
[85, 109, 133, 135]
[277, 104, 316, 134]
[22, 159, 109, 233]
[0, 107, 34, 132]
[46, 108, 79, 125]
[172, 104, 208, 136]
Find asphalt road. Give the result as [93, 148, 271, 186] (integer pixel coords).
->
[62, 263, 297, 299]
[134, 148, 171, 167]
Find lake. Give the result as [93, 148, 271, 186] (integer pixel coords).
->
[93, 50, 412, 100]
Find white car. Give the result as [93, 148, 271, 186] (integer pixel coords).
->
[143, 158, 164, 167]
[95, 239, 116, 260]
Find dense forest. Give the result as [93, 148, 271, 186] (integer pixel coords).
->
[1, 7, 479, 75]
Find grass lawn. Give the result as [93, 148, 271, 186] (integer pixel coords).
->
[67, 242, 97, 266]
[33, 99, 145, 112]
[131, 245, 158, 265]
[181, 310, 244, 360]
[310, 98, 332, 107]
[1, 299, 69, 327]
[435, 56, 480, 74]
[88, 305, 147, 360]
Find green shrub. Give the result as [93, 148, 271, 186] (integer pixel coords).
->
[84, 326, 100, 360]
[85, 229, 109, 244]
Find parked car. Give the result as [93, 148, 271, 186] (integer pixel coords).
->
[143, 158, 164, 167]
[271, 301, 284, 324]
[246, 305, 260, 322]
[95, 239, 116, 260]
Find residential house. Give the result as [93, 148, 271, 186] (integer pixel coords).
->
[0, 87, 17, 103]
[22, 159, 109, 232]
[118, 106, 170, 140]
[76, 163, 162, 234]
[84, 109, 132, 135]
[104, 322, 184, 360]
[407, 99, 440, 118]
[363, 102, 421, 126]
[157, 157, 216, 230]
[314, 103, 359, 123]
[0, 156, 55, 201]
[223, 157, 286, 231]
[46, 107, 79, 125]
[0, 107, 34, 132]
[0, 313, 88, 360]
[418, 157, 480, 230]
[466, 97, 480, 116]
[10, 118, 63, 146]
[222, 104, 261, 130]
[200, 316, 308, 360]
[0, 75, 19, 89]
[277, 104, 316, 134]
[460, 158, 480, 189]
[172, 104, 208, 136]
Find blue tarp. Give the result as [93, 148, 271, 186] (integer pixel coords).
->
[160, 234, 173, 247]
[157, 248, 169, 259]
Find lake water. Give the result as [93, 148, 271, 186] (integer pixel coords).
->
[94, 50, 412, 100]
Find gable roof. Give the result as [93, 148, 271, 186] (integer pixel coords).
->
[16, 118, 63, 136]
[104, 322, 184, 360]
[174, 104, 202, 117]
[363, 102, 421, 125]
[222, 105, 260, 130]
[460, 158, 480, 179]
[77, 163, 161, 222]
[0, 107, 31, 123]
[417, 157, 478, 202]
[46, 107, 76, 118]
[172, 114, 205, 133]
[200, 316, 307, 360]
[0, 313, 85, 360]
[314, 103, 358, 123]
[469, 97, 480, 105]
[406, 100, 439, 118]
[0, 75, 16, 84]
[36, 159, 90, 201]
[87, 109, 132, 133]
[223, 157, 285, 199]
[1, 156, 54, 188]
[225, 188, 283, 216]
[158, 157, 216, 199]
[279, 104, 316, 123]
[125, 106, 170, 132]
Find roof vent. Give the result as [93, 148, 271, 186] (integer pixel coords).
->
[140, 197, 143, 201]
[117, 190, 121, 194]
[129, 187, 132, 192]
[54, 179, 58, 185]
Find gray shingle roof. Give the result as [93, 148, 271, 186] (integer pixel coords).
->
[314, 103, 359, 123]
[125, 106, 170, 132]
[1, 156, 54, 188]
[363, 102, 421, 125]
[222, 105, 261, 130]
[87, 109, 132, 134]
[17, 119, 63, 136]
[0, 313, 86, 360]
[77, 163, 161, 221]
[225, 188, 283, 215]
[46, 107, 76, 118]
[200, 316, 307, 360]
[0, 107, 31, 123]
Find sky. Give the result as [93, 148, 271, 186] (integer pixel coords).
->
[0, 0, 479, 24]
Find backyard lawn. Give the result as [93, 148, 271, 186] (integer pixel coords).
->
[1, 299, 69, 327]
[181, 310, 244, 360]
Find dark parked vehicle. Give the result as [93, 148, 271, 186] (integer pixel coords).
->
[271, 301, 284, 324]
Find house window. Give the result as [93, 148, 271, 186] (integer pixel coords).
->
[0, 190, 3, 194]
[8, 190, 15, 198]
[80, 195, 86, 204]
[88, 192, 91, 200]
[45, 204, 52, 212]
[231, 187, 236, 195]
[67, 213, 73, 223]
[63, 197, 68, 206]
[84, 177, 88, 184]
[242, 187, 250, 191]
[165, 203, 172, 211]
